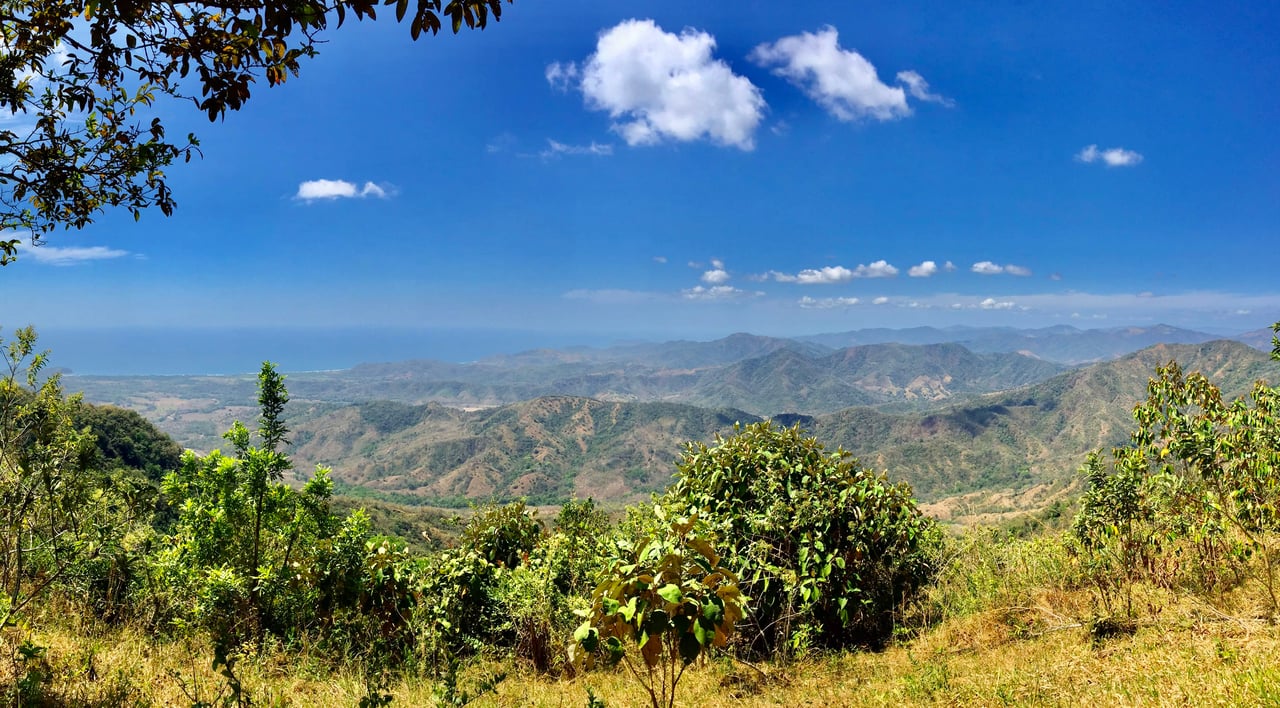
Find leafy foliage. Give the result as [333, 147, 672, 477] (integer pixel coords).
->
[74, 403, 183, 481]
[665, 421, 942, 655]
[573, 512, 746, 708]
[0, 0, 513, 262]
[0, 326, 96, 626]
[155, 363, 357, 647]
[1074, 356, 1280, 617]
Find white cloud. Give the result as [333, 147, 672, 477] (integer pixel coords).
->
[798, 296, 860, 309]
[979, 297, 1016, 310]
[652, 256, 667, 264]
[1076, 144, 1143, 167]
[540, 139, 614, 158]
[896, 70, 954, 107]
[17, 243, 130, 266]
[554, 19, 766, 150]
[710, 258, 724, 269]
[681, 285, 759, 300]
[790, 266, 852, 284]
[944, 260, 957, 272]
[701, 268, 730, 284]
[908, 260, 939, 278]
[853, 259, 899, 278]
[295, 179, 390, 201]
[770, 260, 897, 284]
[750, 27, 911, 122]
[971, 261, 1031, 276]
[545, 61, 580, 92]
[872, 296, 890, 305]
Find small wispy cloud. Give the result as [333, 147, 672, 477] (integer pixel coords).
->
[295, 179, 391, 202]
[979, 297, 1016, 310]
[540, 139, 614, 158]
[1076, 144, 1143, 167]
[972, 261, 1032, 276]
[682, 285, 760, 301]
[17, 243, 131, 266]
[896, 70, 954, 107]
[652, 256, 667, 264]
[798, 296, 860, 309]
[485, 132, 518, 154]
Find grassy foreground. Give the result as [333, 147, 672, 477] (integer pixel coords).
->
[9, 581, 1280, 707]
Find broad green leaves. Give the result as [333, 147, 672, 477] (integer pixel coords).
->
[572, 515, 746, 708]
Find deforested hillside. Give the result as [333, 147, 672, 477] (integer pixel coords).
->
[290, 396, 761, 505]
[811, 339, 1276, 499]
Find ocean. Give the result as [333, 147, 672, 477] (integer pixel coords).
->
[21, 327, 624, 376]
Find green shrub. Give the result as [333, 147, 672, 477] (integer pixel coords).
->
[664, 421, 941, 655]
[572, 511, 746, 708]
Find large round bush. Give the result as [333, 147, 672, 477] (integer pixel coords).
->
[665, 421, 941, 654]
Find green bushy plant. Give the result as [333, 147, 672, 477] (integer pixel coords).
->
[664, 421, 941, 655]
[1073, 356, 1280, 618]
[572, 510, 746, 708]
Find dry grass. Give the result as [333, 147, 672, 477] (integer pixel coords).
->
[9, 586, 1280, 707]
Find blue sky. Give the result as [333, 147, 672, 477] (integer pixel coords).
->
[2, 0, 1278, 343]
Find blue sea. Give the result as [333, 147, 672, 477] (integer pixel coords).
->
[24, 327, 626, 376]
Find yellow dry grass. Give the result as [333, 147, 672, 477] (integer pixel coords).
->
[9, 587, 1280, 707]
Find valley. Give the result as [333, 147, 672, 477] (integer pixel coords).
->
[66, 326, 1278, 522]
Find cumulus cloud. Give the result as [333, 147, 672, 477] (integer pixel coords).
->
[750, 27, 915, 122]
[16, 243, 130, 266]
[770, 260, 897, 284]
[896, 70, 953, 106]
[550, 19, 766, 150]
[701, 268, 730, 284]
[872, 296, 890, 305]
[908, 260, 939, 278]
[1076, 144, 1143, 167]
[798, 296, 860, 309]
[710, 258, 724, 269]
[944, 260, 957, 272]
[853, 259, 899, 278]
[296, 179, 390, 201]
[971, 261, 1031, 276]
[540, 139, 613, 158]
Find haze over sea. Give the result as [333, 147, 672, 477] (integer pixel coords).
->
[33, 327, 621, 376]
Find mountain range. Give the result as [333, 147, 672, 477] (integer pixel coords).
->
[282, 340, 1275, 509]
[67, 325, 1278, 516]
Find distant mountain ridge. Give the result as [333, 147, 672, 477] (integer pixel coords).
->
[798, 324, 1236, 364]
[285, 339, 1277, 508]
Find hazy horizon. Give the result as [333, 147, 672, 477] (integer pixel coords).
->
[15, 320, 1264, 376]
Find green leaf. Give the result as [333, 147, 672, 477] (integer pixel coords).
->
[656, 584, 683, 604]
